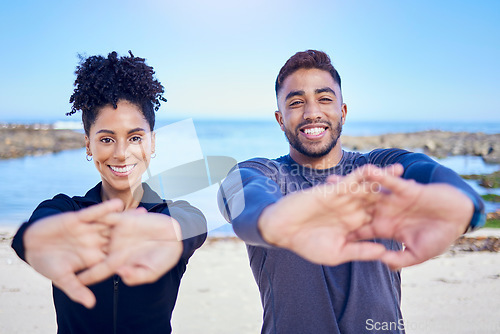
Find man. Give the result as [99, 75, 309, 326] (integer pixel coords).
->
[218, 50, 484, 334]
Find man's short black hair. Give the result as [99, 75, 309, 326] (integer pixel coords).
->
[275, 50, 341, 96]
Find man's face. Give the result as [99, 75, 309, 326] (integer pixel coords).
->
[275, 68, 347, 160]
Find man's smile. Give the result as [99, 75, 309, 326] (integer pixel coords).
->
[299, 124, 329, 139]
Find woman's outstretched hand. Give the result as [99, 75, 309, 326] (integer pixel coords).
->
[77, 208, 183, 287]
[24, 199, 124, 308]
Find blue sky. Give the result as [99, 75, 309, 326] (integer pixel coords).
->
[0, 0, 499, 122]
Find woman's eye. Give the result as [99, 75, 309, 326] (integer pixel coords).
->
[100, 138, 113, 143]
[130, 136, 142, 142]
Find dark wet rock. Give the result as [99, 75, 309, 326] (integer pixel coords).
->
[462, 171, 500, 188]
[0, 123, 85, 159]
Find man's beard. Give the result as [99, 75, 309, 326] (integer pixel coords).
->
[284, 120, 342, 158]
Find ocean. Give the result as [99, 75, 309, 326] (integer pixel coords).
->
[1, 119, 499, 236]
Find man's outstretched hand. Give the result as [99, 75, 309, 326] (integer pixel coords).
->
[258, 164, 403, 266]
[347, 165, 473, 269]
[257, 163, 473, 268]
[23, 199, 124, 308]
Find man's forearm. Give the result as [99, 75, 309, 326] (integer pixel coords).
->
[218, 168, 281, 247]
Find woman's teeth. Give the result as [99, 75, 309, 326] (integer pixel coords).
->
[110, 165, 135, 173]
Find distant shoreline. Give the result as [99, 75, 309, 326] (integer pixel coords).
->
[2, 122, 500, 162]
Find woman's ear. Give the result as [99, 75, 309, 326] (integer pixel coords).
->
[85, 135, 91, 156]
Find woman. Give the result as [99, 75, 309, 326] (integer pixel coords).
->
[11, 51, 207, 333]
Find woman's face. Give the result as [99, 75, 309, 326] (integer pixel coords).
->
[85, 100, 155, 194]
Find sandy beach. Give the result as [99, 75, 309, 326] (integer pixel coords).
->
[1, 227, 499, 334]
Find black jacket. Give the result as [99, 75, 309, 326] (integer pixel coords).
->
[12, 182, 207, 334]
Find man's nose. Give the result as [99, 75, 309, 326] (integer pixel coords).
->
[303, 101, 322, 120]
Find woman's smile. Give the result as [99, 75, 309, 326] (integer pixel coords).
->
[108, 164, 138, 176]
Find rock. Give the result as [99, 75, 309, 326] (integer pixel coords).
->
[424, 139, 437, 151]
[463, 171, 500, 188]
[449, 236, 500, 252]
[0, 123, 85, 159]
[487, 210, 500, 220]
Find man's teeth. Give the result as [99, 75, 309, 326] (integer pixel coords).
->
[110, 165, 135, 173]
[304, 127, 326, 135]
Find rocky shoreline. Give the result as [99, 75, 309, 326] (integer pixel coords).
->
[1, 124, 499, 162]
[0, 123, 85, 159]
[342, 130, 500, 163]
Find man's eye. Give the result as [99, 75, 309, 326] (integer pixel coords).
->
[289, 101, 303, 107]
[130, 136, 142, 142]
[320, 97, 333, 102]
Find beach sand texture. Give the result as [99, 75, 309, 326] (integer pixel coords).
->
[1, 228, 499, 334]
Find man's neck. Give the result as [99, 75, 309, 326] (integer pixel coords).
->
[289, 143, 343, 170]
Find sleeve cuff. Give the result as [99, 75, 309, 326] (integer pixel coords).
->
[11, 222, 32, 262]
[232, 196, 278, 248]
[461, 189, 486, 233]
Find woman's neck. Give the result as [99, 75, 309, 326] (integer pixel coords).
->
[100, 183, 143, 210]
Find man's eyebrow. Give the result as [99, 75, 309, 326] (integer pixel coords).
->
[315, 87, 336, 96]
[285, 90, 305, 101]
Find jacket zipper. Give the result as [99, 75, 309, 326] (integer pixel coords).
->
[111, 202, 165, 334]
[113, 275, 119, 334]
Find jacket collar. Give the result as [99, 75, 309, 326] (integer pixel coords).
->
[75, 182, 167, 211]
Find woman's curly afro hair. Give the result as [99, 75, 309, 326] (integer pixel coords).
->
[68, 50, 166, 135]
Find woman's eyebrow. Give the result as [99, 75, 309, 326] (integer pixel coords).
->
[95, 128, 146, 135]
[96, 129, 114, 135]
